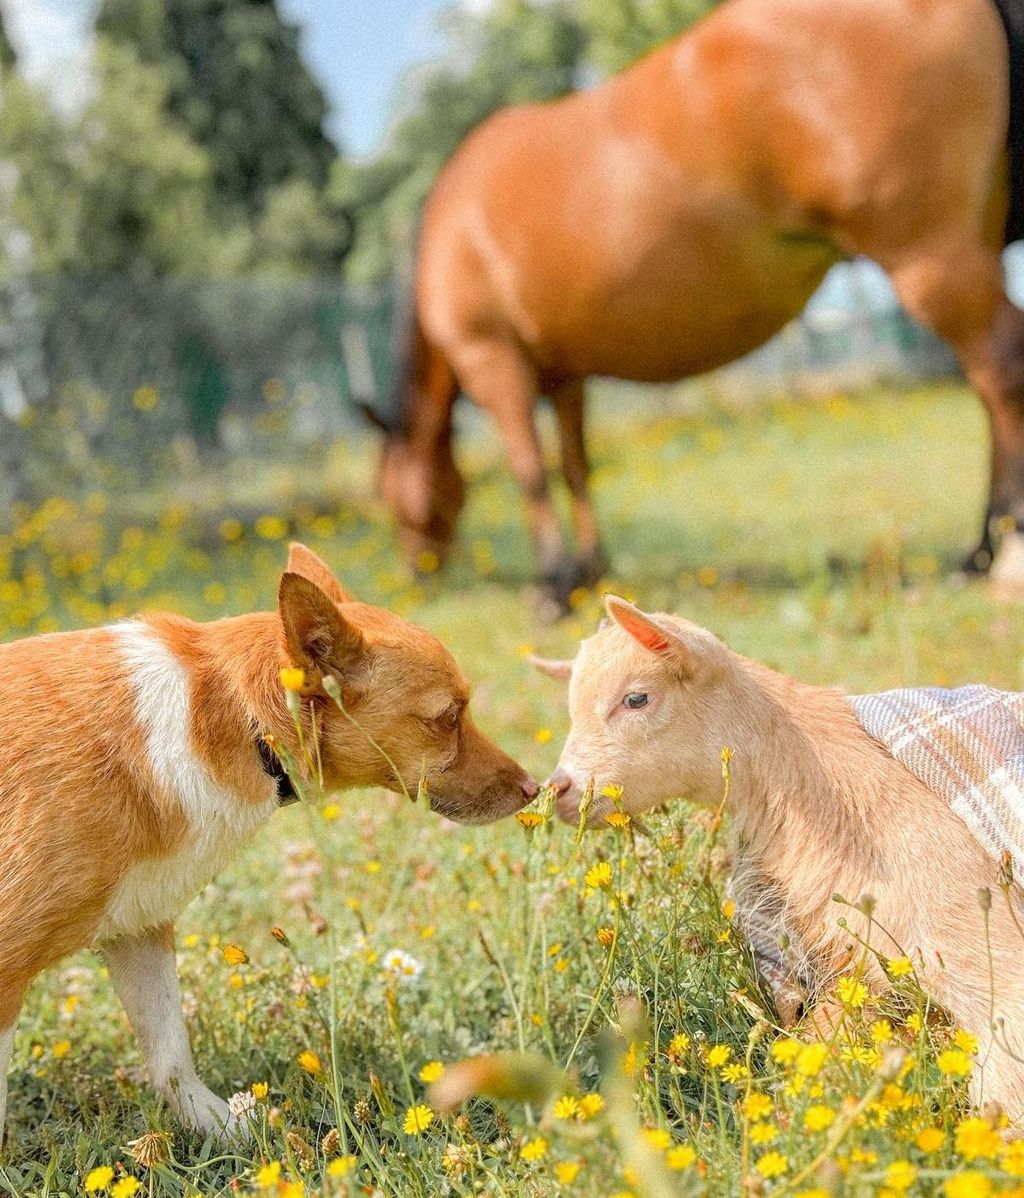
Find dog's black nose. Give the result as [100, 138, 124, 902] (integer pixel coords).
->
[546, 770, 573, 796]
[520, 776, 540, 800]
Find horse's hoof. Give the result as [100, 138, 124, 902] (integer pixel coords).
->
[960, 543, 994, 576]
[989, 530, 1024, 600]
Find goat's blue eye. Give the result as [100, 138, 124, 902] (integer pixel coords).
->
[623, 692, 649, 710]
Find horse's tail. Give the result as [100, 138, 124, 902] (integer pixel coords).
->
[361, 241, 456, 438]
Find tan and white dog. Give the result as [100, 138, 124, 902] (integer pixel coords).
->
[0, 544, 536, 1143]
[536, 595, 1024, 1120]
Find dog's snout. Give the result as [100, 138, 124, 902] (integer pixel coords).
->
[520, 776, 540, 800]
[547, 769, 573, 797]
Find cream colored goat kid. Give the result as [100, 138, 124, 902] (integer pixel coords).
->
[537, 595, 1024, 1120]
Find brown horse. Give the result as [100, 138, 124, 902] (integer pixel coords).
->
[378, 0, 1024, 612]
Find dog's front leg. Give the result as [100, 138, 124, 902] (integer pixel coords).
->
[103, 924, 241, 1141]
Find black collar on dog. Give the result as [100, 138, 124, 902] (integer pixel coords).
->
[255, 732, 297, 806]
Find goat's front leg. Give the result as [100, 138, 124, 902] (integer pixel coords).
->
[103, 924, 242, 1141]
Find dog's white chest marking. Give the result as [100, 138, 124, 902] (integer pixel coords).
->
[94, 623, 276, 943]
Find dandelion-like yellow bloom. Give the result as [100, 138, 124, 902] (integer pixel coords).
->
[534, 728, 553, 744]
[600, 783, 624, 800]
[666, 1145, 697, 1171]
[85, 1167, 115, 1194]
[885, 1160, 917, 1191]
[578, 1093, 604, 1120]
[953, 1029, 979, 1054]
[721, 1063, 749, 1083]
[326, 1156, 357, 1178]
[403, 1104, 434, 1135]
[296, 1049, 322, 1075]
[955, 1117, 1001, 1162]
[418, 1061, 445, 1083]
[641, 1128, 671, 1150]
[554, 1161, 582, 1184]
[111, 1180, 141, 1198]
[584, 862, 613, 890]
[278, 1182, 304, 1198]
[749, 1123, 778, 1145]
[755, 1150, 788, 1178]
[795, 1042, 827, 1077]
[936, 1049, 973, 1077]
[252, 1082, 268, 1100]
[52, 1039, 71, 1059]
[1001, 1139, 1024, 1177]
[706, 1044, 731, 1068]
[915, 1127, 945, 1153]
[770, 1037, 801, 1064]
[668, 1032, 691, 1058]
[553, 1095, 580, 1120]
[520, 1136, 548, 1162]
[221, 944, 248, 966]
[321, 803, 341, 821]
[742, 1092, 773, 1121]
[597, 926, 615, 946]
[836, 976, 868, 1008]
[604, 811, 631, 828]
[943, 1171, 993, 1198]
[886, 955, 914, 977]
[516, 811, 545, 828]
[279, 666, 305, 692]
[255, 1162, 282, 1188]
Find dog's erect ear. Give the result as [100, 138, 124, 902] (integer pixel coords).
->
[286, 542, 354, 605]
[528, 654, 574, 681]
[604, 595, 710, 679]
[279, 572, 365, 684]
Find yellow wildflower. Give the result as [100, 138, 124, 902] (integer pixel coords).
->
[584, 862, 613, 890]
[803, 1105, 836, 1132]
[1001, 1139, 1024, 1177]
[255, 1162, 281, 1188]
[916, 1127, 945, 1153]
[953, 1029, 979, 1054]
[418, 1061, 445, 1083]
[937, 1049, 974, 1076]
[221, 944, 248, 967]
[955, 1117, 1001, 1161]
[750, 1122, 778, 1145]
[326, 1156, 357, 1178]
[641, 1128, 671, 1150]
[296, 1049, 322, 1075]
[321, 803, 341, 821]
[668, 1032, 691, 1058]
[578, 1093, 604, 1120]
[600, 783, 624, 800]
[597, 926, 615, 946]
[516, 811, 545, 828]
[521, 1137, 548, 1162]
[279, 667, 305, 692]
[534, 727, 553, 744]
[52, 1039, 71, 1059]
[742, 1092, 773, 1121]
[554, 1161, 581, 1184]
[111, 1181, 141, 1198]
[252, 1082, 268, 1100]
[885, 1160, 917, 1191]
[553, 1095, 580, 1120]
[403, 1104, 434, 1135]
[756, 1150, 788, 1178]
[886, 956, 914, 977]
[706, 1044, 731, 1068]
[943, 1172, 993, 1198]
[795, 1042, 828, 1076]
[871, 1018, 894, 1044]
[85, 1167, 115, 1193]
[604, 811, 631, 828]
[836, 975, 868, 1008]
[666, 1145, 697, 1170]
[771, 1037, 801, 1064]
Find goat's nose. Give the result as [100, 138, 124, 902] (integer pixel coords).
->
[546, 769, 573, 797]
[520, 776, 540, 800]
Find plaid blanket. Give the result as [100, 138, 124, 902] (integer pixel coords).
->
[733, 684, 1024, 1018]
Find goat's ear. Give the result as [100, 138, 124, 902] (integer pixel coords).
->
[286, 542, 354, 605]
[278, 572, 365, 688]
[604, 595, 713, 679]
[528, 654, 574, 681]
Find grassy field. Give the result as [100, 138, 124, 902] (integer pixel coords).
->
[4, 380, 1024, 1197]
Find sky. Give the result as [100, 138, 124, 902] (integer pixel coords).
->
[2, 0, 458, 157]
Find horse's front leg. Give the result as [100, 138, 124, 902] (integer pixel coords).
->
[552, 378, 608, 590]
[459, 340, 576, 616]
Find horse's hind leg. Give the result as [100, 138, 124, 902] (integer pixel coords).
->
[552, 379, 608, 588]
[874, 232, 1024, 587]
[455, 340, 573, 616]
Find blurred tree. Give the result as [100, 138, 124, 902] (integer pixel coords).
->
[0, 39, 241, 277]
[337, 0, 588, 284]
[96, 0, 336, 216]
[0, 6, 16, 75]
[581, 0, 721, 73]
